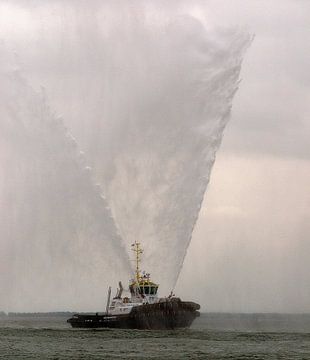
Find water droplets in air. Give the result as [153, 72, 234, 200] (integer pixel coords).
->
[0, 2, 251, 310]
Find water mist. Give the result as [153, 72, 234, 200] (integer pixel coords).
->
[0, 2, 251, 310]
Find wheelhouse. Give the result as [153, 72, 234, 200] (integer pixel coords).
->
[129, 280, 158, 296]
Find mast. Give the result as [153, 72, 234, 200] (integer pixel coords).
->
[131, 240, 143, 283]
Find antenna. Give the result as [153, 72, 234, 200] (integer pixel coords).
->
[131, 241, 143, 283]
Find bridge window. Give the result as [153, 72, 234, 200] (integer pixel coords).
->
[150, 286, 158, 295]
[136, 284, 158, 295]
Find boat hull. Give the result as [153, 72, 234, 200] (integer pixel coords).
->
[67, 298, 200, 330]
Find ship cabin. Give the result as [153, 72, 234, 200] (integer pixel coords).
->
[129, 241, 159, 304]
[129, 278, 159, 297]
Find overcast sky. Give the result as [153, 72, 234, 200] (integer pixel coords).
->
[177, 0, 310, 312]
[0, 0, 309, 313]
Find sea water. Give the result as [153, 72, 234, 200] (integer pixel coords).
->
[1, 314, 310, 359]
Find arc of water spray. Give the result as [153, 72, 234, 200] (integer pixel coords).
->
[39, 85, 132, 271]
[0, 62, 132, 309]
[171, 36, 254, 291]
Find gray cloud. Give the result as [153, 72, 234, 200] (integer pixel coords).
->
[207, 0, 310, 160]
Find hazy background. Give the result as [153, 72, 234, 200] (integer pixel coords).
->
[177, 0, 310, 313]
[0, 0, 309, 313]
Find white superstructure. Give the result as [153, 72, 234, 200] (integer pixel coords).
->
[107, 241, 160, 316]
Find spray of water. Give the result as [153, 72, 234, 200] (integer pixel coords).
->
[75, 14, 252, 294]
[0, 2, 251, 309]
[0, 51, 131, 311]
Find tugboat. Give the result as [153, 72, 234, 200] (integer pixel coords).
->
[67, 241, 200, 329]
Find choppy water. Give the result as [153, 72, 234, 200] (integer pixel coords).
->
[1, 314, 310, 359]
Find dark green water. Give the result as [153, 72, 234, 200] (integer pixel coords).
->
[1, 314, 310, 359]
